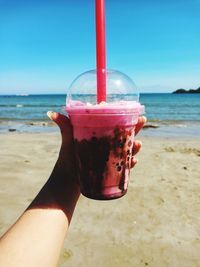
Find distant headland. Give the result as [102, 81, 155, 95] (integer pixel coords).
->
[172, 87, 200, 94]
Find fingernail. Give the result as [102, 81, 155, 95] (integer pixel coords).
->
[133, 158, 138, 164]
[136, 140, 142, 146]
[142, 116, 147, 123]
[47, 111, 54, 120]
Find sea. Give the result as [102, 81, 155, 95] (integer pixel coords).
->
[0, 93, 200, 137]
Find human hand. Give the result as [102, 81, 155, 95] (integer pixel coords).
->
[130, 116, 146, 168]
[47, 111, 78, 182]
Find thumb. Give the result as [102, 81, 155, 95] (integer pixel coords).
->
[47, 111, 73, 146]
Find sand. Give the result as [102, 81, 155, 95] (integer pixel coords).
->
[0, 131, 200, 267]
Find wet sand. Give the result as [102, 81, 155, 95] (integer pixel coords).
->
[0, 132, 200, 267]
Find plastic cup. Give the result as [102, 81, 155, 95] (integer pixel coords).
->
[65, 70, 144, 200]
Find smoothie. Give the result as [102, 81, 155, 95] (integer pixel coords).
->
[66, 100, 144, 200]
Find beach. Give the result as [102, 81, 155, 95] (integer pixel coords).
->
[0, 129, 200, 267]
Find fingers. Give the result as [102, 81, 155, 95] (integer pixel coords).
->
[135, 116, 147, 136]
[47, 111, 73, 146]
[132, 140, 142, 156]
[129, 116, 146, 169]
[47, 111, 70, 130]
[130, 157, 138, 169]
[130, 140, 142, 169]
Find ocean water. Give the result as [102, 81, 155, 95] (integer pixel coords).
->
[0, 93, 199, 122]
[141, 93, 200, 122]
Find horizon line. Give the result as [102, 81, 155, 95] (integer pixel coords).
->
[0, 92, 174, 96]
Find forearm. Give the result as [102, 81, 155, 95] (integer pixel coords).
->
[0, 156, 80, 267]
[0, 209, 68, 267]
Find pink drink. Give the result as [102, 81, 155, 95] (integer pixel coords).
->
[66, 100, 144, 200]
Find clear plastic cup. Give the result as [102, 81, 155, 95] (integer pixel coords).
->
[65, 69, 144, 200]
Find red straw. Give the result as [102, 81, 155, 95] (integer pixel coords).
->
[96, 0, 106, 103]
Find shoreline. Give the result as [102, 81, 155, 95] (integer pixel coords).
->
[0, 119, 200, 137]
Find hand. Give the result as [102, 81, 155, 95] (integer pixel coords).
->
[131, 116, 146, 168]
[47, 111, 79, 186]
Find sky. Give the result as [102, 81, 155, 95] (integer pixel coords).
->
[0, 0, 200, 94]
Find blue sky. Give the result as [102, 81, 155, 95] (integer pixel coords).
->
[0, 0, 200, 94]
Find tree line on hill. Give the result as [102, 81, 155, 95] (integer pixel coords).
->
[173, 87, 200, 94]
